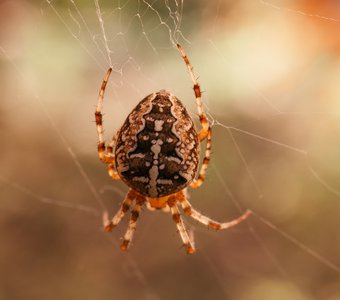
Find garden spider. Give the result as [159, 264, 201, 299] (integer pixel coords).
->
[95, 44, 251, 254]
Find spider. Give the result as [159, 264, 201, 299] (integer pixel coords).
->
[95, 44, 251, 254]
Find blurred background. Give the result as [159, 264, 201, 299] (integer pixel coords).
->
[1, 0, 340, 299]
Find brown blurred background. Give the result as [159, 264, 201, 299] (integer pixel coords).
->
[1, 0, 340, 299]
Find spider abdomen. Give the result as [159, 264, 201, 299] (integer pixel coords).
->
[115, 90, 200, 198]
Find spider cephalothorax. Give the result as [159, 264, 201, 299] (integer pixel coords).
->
[95, 44, 251, 254]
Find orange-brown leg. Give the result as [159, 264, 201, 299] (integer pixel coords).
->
[103, 189, 135, 232]
[95, 68, 120, 179]
[190, 126, 212, 189]
[177, 44, 212, 189]
[178, 192, 251, 230]
[120, 199, 144, 251]
[168, 194, 195, 254]
[177, 44, 209, 142]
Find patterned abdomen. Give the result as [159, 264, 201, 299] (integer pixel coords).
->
[115, 90, 200, 198]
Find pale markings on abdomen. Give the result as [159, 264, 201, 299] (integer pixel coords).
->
[154, 120, 164, 131]
[132, 176, 149, 183]
[148, 138, 164, 197]
[166, 156, 181, 164]
[130, 153, 145, 159]
[115, 90, 199, 198]
[148, 165, 159, 197]
[157, 179, 173, 185]
[150, 139, 163, 159]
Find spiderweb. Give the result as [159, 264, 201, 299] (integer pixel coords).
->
[1, 1, 340, 299]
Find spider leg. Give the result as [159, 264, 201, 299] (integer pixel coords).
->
[120, 197, 145, 251]
[95, 68, 119, 178]
[190, 126, 212, 189]
[177, 44, 212, 189]
[103, 189, 136, 232]
[168, 195, 195, 254]
[107, 162, 120, 180]
[177, 44, 209, 142]
[105, 132, 120, 179]
[179, 194, 251, 230]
